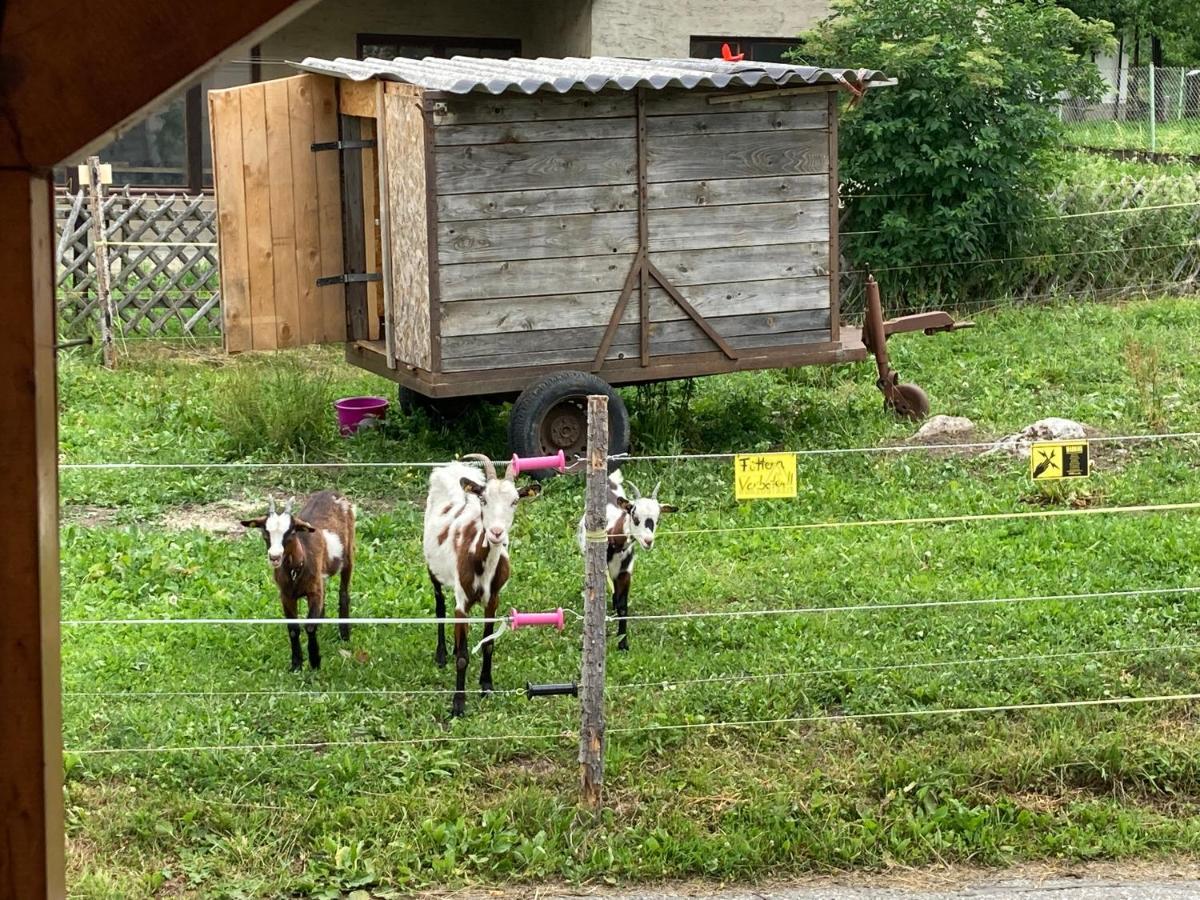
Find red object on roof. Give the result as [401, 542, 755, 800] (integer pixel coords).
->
[721, 42, 744, 62]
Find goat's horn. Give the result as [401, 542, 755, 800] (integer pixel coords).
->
[626, 480, 641, 500]
[651, 481, 661, 499]
[284, 496, 294, 515]
[461, 453, 497, 481]
[268, 496, 276, 515]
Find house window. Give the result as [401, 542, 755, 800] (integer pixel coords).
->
[357, 34, 521, 61]
[690, 36, 804, 64]
[63, 60, 253, 193]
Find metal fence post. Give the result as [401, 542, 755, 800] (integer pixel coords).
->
[85, 156, 117, 368]
[579, 394, 609, 808]
[1149, 65, 1157, 153]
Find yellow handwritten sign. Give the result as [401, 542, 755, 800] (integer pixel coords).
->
[734, 453, 797, 500]
[1030, 440, 1090, 481]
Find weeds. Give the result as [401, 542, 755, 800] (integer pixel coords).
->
[212, 355, 336, 459]
[1125, 338, 1168, 431]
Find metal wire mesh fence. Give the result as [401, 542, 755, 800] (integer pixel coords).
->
[1061, 66, 1200, 157]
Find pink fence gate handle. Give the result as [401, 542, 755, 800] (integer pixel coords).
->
[508, 450, 566, 475]
[509, 608, 565, 631]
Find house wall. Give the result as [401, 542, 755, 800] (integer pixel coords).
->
[259, 0, 591, 63]
[588, 0, 827, 58]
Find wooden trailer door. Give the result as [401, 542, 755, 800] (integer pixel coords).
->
[209, 74, 348, 351]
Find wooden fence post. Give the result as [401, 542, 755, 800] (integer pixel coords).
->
[580, 394, 609, 808]
[85, 156, 117, 367]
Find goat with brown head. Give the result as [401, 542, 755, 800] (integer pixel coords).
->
[242, 491, 356, 671]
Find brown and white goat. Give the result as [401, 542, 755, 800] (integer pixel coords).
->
[423, 453, 539, 716]
[576, 470, 676, 650]
[241, 491, 355, 671]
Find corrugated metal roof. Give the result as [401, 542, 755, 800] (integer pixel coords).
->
[290, 55, 891, 96]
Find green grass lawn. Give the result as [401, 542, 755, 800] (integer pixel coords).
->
[60, 295, 1200, 898]
[1064, 119, 1200, 156]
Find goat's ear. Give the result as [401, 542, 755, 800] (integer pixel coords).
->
[617, 496, 635, 513]
[291, 518, 316, 533]
[659, 503, 679, 514]
[240, 516, 268, 530]
[460, 477, 484, 495]
[517, 483, 541, 499]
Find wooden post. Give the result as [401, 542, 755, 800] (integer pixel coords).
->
[85, 156, 117, 368]
[579, 394, 609, 808]
[0, 170, 66, 899]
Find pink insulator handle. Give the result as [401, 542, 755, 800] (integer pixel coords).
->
[509, 608, 565, 631]
[509, 450, 566, 475]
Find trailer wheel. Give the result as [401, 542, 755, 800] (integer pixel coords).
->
[886, 383, 930, 421]
[397, 386, 472, 422]
[508, 372, 630, 473]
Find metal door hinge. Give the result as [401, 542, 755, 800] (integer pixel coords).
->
[310, 139, 378, 152]
[316, 272, 382, 287]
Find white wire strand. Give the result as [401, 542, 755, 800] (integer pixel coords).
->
[605, 585, 1200, 623]
[607, 692, 1200, 738]
[68, 729, 577, 756]
[609, 640, 1200, 692]
[647, 500, 1200, 540]
[60, 612, 582, 627]
[64, 685, 526, 699]
[610, 430, 1200, 463]
[840, 200, 1200, 236]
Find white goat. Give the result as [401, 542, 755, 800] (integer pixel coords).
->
[423, 453, 539, 716]
[576, 469, 676, 650]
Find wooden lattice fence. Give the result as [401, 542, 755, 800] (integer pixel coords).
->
[55, 189, 222, 338]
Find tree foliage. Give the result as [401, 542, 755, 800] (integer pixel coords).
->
[797, 0, 1113, 305]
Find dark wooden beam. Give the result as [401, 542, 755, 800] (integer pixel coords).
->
[0, 4, 323, 895]
[0, 0, 319, 168]
[0, 169, 64, 900]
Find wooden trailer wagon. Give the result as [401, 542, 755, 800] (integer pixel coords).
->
[209, 55, 966, 460]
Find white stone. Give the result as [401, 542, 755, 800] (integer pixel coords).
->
[911, 415, 976, 444]
[991, 417, 1090, 458]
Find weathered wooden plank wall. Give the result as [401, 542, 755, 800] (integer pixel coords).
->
[209, 74, 344, 351]
[432, 88, 833, 373]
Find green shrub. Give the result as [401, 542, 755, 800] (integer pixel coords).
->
[212, 356, 336, 459]
[798, 0, 1113, 308]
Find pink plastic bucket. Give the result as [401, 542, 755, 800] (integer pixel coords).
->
[335, 396, 389, 435]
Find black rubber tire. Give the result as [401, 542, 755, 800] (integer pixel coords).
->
[397, 386, 473, 422]
[507, 371, 630, 476]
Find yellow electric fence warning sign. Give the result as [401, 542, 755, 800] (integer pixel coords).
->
[734, 453, 798, 500]
[1030, 440, 1090, 481]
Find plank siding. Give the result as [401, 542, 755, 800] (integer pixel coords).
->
[441, 324, 832, 372]
[645, 109, 826, 137]
[438, 211, 638, 265]
[286, 76, 324, 345]
[433, 92, 633, 126]
[264, 79, 300, 347]
[209, 74, 343, 351]
[442, 309, 830, 358]
[434, 117, 635, 146]
[208, 89, 251, 353]
[238, 85, 276, 351]
[438, 184, 638, 221]
[439, 242, 829, 302]
[436, 175, 826, 222]
[642, 89, 827, 116]
[311, 76, 345, 343]
[435, 138, 637, 193]
[648, 174, 828, 209]
[647, 130, 829, 181]
[383, 84, 432, 370]
[440, 279, 830, 339]
[647, 200, 829, 253]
